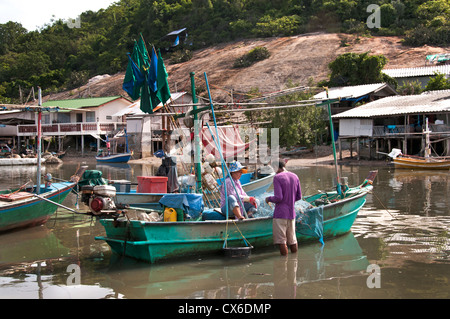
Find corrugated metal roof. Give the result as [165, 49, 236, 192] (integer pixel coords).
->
[313, 83, 396, 100]
[332, 90, 450, 119]
[166, 28, 187, 36]
[382, 65, 450, 78]
[42, 96, 124, 109]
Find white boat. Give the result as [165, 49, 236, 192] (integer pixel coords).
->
[0, 157, 46, 166]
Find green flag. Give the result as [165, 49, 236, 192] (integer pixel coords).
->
[122, 41, 144, 100]
[156, 49, 171, 105]
[140, 81, 154, 114]
[137, 35, 150, 72]
[122, 35, 171, 113]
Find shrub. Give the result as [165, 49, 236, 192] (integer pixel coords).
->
[170, 49, 193, 64]
[233, 46, 270, 68]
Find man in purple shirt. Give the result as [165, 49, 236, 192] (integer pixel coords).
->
[265, 161, 302, 255]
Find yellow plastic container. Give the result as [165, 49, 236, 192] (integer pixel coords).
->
[164, 207, 177, 222]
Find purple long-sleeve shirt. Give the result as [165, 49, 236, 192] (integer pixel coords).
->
[266, 171, 302, 219]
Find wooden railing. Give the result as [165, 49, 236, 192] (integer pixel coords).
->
[372, 124, 450, 137]
[17, 122, 126, 136]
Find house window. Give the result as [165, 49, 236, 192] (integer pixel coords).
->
[86, 111, 95, 122]
[106, 115, 112, 120]
[57, 113, 71, 123]
[42, 114, 50, 124]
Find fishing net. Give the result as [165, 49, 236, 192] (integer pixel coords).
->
[253, 192, 324, 245]
[77, 170, 108, 187]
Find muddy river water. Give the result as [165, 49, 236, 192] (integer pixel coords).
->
[0, 161, 448, 300]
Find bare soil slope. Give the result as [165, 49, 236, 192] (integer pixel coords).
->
[42, 33, 449, 103]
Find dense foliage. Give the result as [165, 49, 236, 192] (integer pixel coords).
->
[0, 0, 449, 103]
[324, 52, 397, 87]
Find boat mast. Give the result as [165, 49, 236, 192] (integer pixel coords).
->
[424, 117, 431, 159]
[325, 88, 341, 196]
[190, 72, 202, 193]
[125, 128, 129, 153]
[204, 73, 248, 218]
[37, 87, 42, 194]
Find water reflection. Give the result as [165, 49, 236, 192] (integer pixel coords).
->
[94, 232, 367, 299]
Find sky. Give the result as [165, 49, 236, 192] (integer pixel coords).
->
[0, 0, 118, 31]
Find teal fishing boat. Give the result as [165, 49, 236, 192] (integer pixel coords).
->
[0, 89, 86, 233]
[94, 69, 377, 263]
[0, 181, 77, 232]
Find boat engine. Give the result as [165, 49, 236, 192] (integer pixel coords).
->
[80, 185, 117, 215]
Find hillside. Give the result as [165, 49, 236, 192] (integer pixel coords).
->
[42, 33, 449, 103]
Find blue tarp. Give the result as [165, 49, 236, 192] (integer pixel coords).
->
[159, 193, 204, 219]
[296, 206, 324, 245]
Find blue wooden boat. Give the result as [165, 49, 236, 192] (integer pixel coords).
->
[96, 129, 131, 163]
[95, 171, 376, 263]
[96, 152, 132, 163]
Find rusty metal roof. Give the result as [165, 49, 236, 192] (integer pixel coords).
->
[332, 90, 450, 118]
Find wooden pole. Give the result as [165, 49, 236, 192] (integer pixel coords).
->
[325, 88, 341, 195]
[37, 87, 42, 195]
[190, 72, 202, 193]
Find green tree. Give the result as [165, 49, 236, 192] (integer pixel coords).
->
[327, 52, 396, 87]
[263, 84, 327, 148]
[425, 72, 450, 91]
[0, 22, 27, 55]
[397, 80, 422, 95]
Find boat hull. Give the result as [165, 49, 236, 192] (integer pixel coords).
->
[96, 153, 132, 163]
[0, 182, 74, 233]
[96, 185, 371, 263]
[299, 189, 368, 242]
[393, 157, 450, 170]
[97, 217, 274, 263]
[0, 158, 45, 166]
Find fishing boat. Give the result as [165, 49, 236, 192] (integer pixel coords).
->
[96, 152, 132, 163]
[0, 157, 46, 166]
[0, 169, 85, 233]
[389, 119, 450, 170]
[94, 73, 377, 263]
[96, 129, 132, 163]
[0, 89, 86, 233]
[94, 171, 376, 263]
[392, 154, 450, 170]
